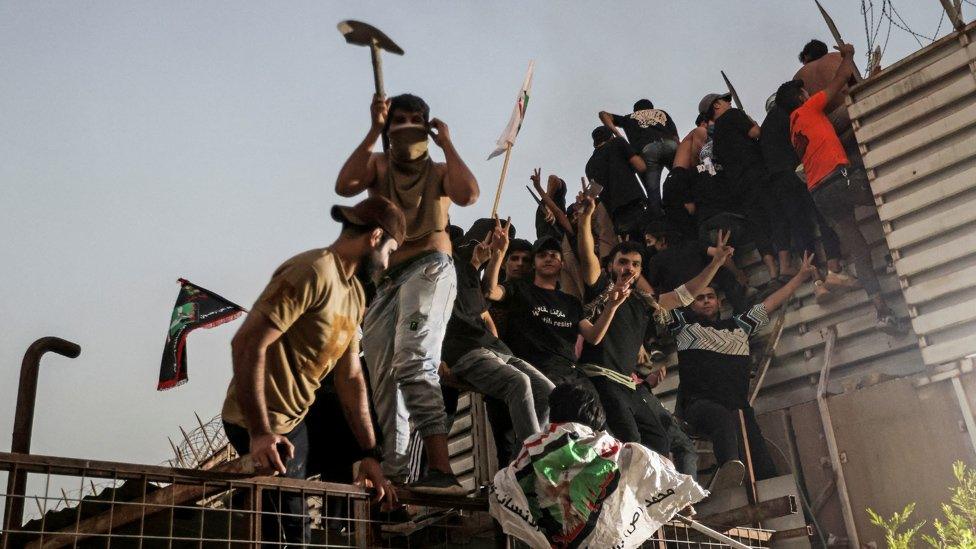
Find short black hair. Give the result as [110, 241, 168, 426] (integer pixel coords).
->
[592, 126, 614, 147]
[799, 39, 829, 63]
[775, 79, 806, 114]
[607, 241, 645, 264]
[382, 93, 430, 137]
[695, 112, 709, 126]
[633, 99, 654, 111]
[548, 382, 606, 431]
[506, 238, 533, 258]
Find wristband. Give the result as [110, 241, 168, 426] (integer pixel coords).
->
[360, 446, 384, 463]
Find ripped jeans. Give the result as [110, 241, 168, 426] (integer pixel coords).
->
[363, 252, 457, 478]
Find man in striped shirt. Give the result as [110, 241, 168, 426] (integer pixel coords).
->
[667, 252, 816, 481]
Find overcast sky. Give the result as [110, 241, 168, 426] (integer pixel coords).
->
[0, 1, 961, 469]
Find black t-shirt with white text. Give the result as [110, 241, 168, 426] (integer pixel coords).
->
[579, 273, 655, 377]
[498, 278, 583, 370]
[612, 109, 679, 152]
[585, 137, 645, 213]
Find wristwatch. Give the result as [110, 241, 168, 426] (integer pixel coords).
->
[360, 446, 384, 462]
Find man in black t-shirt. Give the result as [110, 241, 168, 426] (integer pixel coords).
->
[585, 126, 648, 240]
[700, 92, 784, 282]
[760, 97, 843, 294]
[440, 227, 554, 458]
[485, 219, 631, 387]
[600, 99, 680, 217]
[576, 195, 735, 456]
[643, 223, 749, 313]
[668, 252, 816, 481]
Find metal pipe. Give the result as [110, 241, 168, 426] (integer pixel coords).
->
[816, 328, 860, 548]
[673, 515, 751, 549]
[3, 337, 81, 533]
[951, 376, 976, 456]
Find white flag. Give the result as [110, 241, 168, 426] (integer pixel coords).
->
[489, 422, 707, 549]
[488, 60, 535, 160]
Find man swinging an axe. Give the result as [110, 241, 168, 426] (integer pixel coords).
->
[335, 21, 479, 494]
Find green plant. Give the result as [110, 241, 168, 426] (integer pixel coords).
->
[921, 461, 976, 549]
[868, 503, 925, 549]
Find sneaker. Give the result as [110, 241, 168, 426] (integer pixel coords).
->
[877, 315, 907, 336]
[707, 460, 745, 492]
[814, 281, 836, 305]
[824, 270, 861, 293]
[409, 470, 467, 496]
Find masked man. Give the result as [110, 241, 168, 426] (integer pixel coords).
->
[336, 93, 479, 494]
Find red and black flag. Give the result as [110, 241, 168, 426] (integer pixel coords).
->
[157, 278, 245, 390]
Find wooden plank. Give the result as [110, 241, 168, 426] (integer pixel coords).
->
[921, 332, 976, 366]
[848, 47, 971, 119]
[871, 136, 976, 198]
[911, 296, 976, 335]
[894, 230, 976, 277]
[902, 264, 976, 305]
[863, 103, 976, 172]
[877, 160, 976, 222]
[885, 196, 976, 249]
[855, 75, 976, 144]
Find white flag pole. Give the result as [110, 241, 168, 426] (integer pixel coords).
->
[491, 144, 513, 218]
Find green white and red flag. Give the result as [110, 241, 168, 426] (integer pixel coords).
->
[488, 60, 535, 160]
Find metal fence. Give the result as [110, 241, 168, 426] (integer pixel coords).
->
[0, 452, 774, 548]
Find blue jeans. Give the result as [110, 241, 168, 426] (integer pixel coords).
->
[363, 252, 457, 478]
[640, 139, 679, 216]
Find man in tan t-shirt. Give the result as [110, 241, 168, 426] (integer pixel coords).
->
[335, 93, 479, 494]
[222, 196, 404, 545]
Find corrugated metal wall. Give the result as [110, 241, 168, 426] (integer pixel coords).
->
[848, 21, 976, 370]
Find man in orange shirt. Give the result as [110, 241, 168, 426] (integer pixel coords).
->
[775, 42, 903, 333]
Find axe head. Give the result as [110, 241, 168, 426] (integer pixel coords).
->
[337, 20, 404, 55]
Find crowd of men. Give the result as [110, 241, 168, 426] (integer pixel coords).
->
[219, 39, 905, 544]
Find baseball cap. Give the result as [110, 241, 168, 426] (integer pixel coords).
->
[698, 92, 732, 115]
[532, 236, 562, 256]
[330, 196, 407, 245]
[507, 238, 533, 256]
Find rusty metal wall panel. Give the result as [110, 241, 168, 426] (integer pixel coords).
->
[827, 375, 976, 545]
[849, 21, 976, 370]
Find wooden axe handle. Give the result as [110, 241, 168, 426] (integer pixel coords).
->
[370, 40, 384, 97]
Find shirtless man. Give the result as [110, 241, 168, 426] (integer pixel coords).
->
[793, 39, 860, 157]
[660, 114, 708, 239]
[336, 93, 479, 494]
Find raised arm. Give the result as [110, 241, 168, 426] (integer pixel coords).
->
[230, 313, 288, 473]
[764, 251, 816, 313]
[430, 118, 479, 206]
[824, 43, 856, 107]
[531, 169, 574, 235]
[579, 273, 634, 344]
[658, 230, 735, 310]
[599, 111, 624, 138]
[576, 193, 601, 286]
[333, 343, 396, 506]
[484, 216, 511, 302]
[336, 94, 386, 197]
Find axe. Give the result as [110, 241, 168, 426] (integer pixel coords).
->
[813, 0, 863, 83]
[720, 70, 745, 114]
[338, 20, 403, 152]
